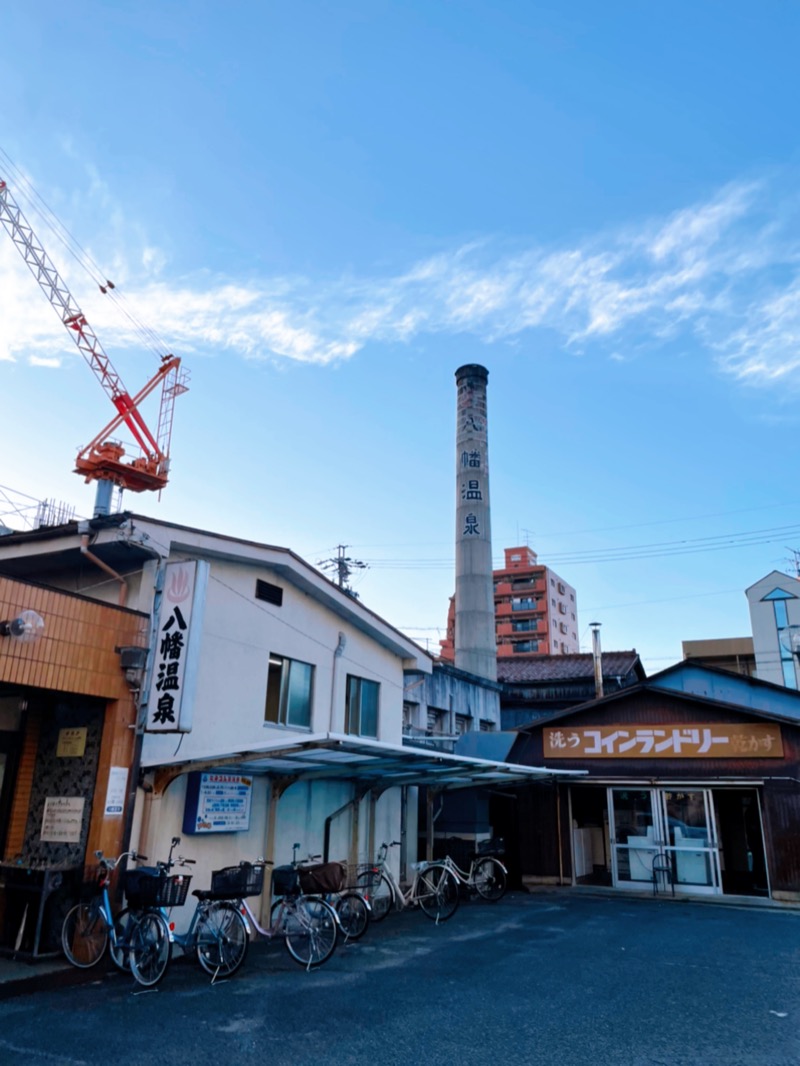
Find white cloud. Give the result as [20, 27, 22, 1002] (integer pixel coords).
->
[3, 173, 800, 386]
[29, 356, 62, 368]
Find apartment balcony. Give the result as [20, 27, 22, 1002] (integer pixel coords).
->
[511, 599, 538, 612]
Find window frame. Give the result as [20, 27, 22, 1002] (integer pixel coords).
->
[264, 653, 315, 729]
[345, 674, 380, 739]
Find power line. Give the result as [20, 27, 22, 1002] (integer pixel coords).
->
[356, 521, 800, 570]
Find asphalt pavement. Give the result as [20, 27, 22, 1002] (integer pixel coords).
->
[0, 891, 798, 1066]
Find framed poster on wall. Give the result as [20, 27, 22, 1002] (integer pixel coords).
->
[182, 771, 253, 834]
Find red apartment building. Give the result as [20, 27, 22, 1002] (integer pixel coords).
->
[440, 545, 579, 663]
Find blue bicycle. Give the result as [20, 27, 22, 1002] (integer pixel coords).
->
[61, 849, 166, 985]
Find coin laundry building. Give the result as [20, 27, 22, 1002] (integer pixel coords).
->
[506, 661, 800, 903]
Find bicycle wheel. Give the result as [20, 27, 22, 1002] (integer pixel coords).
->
[417, 865, 460, 922]
[61, 903, 109, 968]
[355, 870, 393, 922]
[109, 907, 137, 971]
[283, 897, 338, 968]
[335, 891, 369, 941]
[196, 903, 249, 978]
[473, 858, 507, 902]
[129, 910, 171, 987]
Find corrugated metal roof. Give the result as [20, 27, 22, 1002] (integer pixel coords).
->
[143, 732, 586, 789]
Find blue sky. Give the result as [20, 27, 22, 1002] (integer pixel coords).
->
[2, 2, 800, 672]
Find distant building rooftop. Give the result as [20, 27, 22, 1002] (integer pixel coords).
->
[497, 651, 644, 684]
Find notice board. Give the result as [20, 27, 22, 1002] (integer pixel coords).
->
[182, 771, 253, 834]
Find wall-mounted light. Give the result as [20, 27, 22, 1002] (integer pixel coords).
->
[0, 609, 45, 643]
[116, 645, 148, 691]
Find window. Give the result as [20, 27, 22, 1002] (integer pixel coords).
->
[265, 654, 314, 727]
[455, 714, 471, 734]
[512, 597, 536, 611]
[513, 640, 538, 653]
[345, 675, 379, 738]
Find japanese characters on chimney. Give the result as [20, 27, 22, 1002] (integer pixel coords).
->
[454, 364, 496, 681]
[145, 559, 209, 733]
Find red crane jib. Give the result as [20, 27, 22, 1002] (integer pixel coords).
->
[0, 177, 187, 494]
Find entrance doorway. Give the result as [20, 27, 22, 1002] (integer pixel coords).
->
[569, 785, 768, 898]
[610, 787, 720, 895]
[0, 731, 21, 858]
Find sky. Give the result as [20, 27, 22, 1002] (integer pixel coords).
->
[2, 1, 800, 674]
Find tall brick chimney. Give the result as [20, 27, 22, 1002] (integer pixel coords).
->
[453, 364, 497, 681]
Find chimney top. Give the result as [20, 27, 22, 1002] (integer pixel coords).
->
[455, 364, 489, 384]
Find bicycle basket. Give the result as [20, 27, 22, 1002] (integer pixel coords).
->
[271, 865, 300, 897]
[209, 863, 264, 900]
[475, 837, 505, 857]
[124, 867, 192, 908]
[298, 861, 346, 895]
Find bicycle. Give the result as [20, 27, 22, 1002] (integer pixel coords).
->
[123, 838, 193, 987]
[436, 838, 508, 902]
[224, 858, 339, 969]
[295, 848, 371, 941]
[61, 849, 163, 984]
[356, 841, 460, 923]
[133, 837, 250, 985]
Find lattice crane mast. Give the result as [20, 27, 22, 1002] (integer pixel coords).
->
[0, 176, 188, 513]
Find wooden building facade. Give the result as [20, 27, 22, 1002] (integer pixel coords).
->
[504, 664, 800, 904]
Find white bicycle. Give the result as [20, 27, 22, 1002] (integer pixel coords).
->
[356, 841, 460, 923]
[436, 840, 508, 902]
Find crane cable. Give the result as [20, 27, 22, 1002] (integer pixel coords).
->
[0, 147, 171, 361]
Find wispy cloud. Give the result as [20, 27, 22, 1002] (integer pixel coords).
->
[3, 174, 800, 386]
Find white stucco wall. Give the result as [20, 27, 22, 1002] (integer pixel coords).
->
[140, 554, 411, 765]
[134, 772, 406, 935]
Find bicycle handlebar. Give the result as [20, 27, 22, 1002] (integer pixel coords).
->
[93, 849, 147, 870]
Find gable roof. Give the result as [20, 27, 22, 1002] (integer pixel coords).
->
[0, 511, 432, 669]
[513, 658, 800, 732]
[744, 569, 800, 595]
[497, 651, 645, 685]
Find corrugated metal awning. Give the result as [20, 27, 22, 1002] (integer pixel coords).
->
[143, 731, 586, 790]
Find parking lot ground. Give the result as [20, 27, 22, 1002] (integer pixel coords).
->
[1, 890, 798, 1066]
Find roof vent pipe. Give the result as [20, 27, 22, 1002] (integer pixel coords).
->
[590, 622, 603, 699]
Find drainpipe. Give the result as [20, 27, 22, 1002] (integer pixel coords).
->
[590, 622, 604, 699]
[330, 632, 346, 732]
[79, 523, 127, 606]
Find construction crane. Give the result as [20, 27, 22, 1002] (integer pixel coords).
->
[0, 176, 188, 516]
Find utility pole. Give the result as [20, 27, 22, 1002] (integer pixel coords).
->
[317, 545, 367, 598]
[785, 547, 800, 579]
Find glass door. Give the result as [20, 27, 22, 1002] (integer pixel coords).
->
[608, 787, 722, 895]
[661, 789, 721, 895]
[609, 788, 662, 891]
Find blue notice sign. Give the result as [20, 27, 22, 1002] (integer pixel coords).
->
[182, 771, 253, 834]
